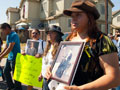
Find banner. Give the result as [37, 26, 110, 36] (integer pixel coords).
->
[13, 53, 43, 88]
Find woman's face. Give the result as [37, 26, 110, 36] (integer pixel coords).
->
[47, 31, 57, 43]
[71, 12, 89, 33]
[31, 30, 40, 40]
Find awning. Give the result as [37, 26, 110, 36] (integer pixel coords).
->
[16, 22, 28, 26]
[18, 27, 26, 30]
[111, 24, 120, 29]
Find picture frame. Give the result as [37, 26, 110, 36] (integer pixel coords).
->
[51, 41, 86, 85]
[25, 39, 40, 56]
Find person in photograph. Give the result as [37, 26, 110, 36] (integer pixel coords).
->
[26, 41, 37, 56]
[0, 23, 22, 90]
[38, 25, 63, 90]
[55, 50, 72, 78]
[21, 29, 46, 90]
[46, 0, 120, 90]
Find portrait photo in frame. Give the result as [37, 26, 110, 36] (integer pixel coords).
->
[25, 39, 40, 56]
[51, 41, 86, 85]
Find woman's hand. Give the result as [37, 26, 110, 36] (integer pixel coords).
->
[45, 66, 52, 80]
[21, 50, 26, 55]
[35, 53, 42, 58]
[38, 74, 43, 81]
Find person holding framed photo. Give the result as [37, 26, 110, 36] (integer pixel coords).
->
[21, 29, 46, 90]
[38, 25, 64, 90]
[46, 0, 120, 90]
[63, 0, 120, 90]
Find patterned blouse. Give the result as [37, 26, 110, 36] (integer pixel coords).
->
[72, 33, 117, 85]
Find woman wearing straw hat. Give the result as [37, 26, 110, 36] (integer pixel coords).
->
[46, 0, 120, 90]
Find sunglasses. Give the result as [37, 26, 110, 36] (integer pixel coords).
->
[32, 32, 38, 35]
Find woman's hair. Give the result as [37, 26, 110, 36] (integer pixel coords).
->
[32, 29, 40, 34]
[43, 32, 63, 59]
[66, 12, 102, 47]
[0, 37, 3, 45]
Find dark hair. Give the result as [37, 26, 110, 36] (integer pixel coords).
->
[0, 37, 3, 45]
[0, 23, 11, 30]
[32, 29, 40, 34]
[86, 12, 101, 39]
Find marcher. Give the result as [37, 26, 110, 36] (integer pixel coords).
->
[0, 37, 5, 81]
[0, 23, 22, 90]
[116, 34, 120, 90]
[21, 29, 46, 90]
[46, 0, 120, 90]
[108, 33, 117, 46]
[38, 25, 63, 90]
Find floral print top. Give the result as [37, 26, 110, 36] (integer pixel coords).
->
[72, 33, 117, 85]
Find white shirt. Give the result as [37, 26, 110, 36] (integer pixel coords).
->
[117, 39, 120, 57]
[42, 45, 54, 77]
[38, 39, 46, 54]
[112, 39, 117, 46]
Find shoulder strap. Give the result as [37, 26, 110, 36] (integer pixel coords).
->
[42, 40, 44, 52]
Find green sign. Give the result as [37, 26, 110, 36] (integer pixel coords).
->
[13, 53, 43, 88]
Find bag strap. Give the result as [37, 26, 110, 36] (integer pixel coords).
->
[42, 40, 44, 52]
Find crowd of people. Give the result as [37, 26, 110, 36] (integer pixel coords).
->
[0, 0, 120, 90]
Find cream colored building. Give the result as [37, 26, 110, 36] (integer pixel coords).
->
[112, 10, 120, 35]
[39, 0, 114, 34]
[39, 0, 73, 32]
[16, 0, 41, 29]
[95, 0, 114, 34]
[6, 0, 114, 34]
[6, 7, 20, 30]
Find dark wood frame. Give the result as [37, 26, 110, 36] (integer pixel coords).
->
[51, 41, 86, 85]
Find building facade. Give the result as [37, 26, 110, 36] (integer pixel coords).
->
[6, 0, 114, 39]
[16, 0, 41, 29]
[6, 7, 20, 30]
[112, 10, 120, 35]
[39, 0, 114, 34]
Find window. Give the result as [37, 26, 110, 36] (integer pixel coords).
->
[100, 5, 105, 15]
[98, 24, 101, 30]
[41, 4, 43, 11]
[68, 19, 71, 27]
[43, 2, 47, 12]
[117, 16, 120, 22]
[22, 5, 25, 18]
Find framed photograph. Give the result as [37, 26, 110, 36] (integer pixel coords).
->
[25, 39, 40, 56]
[51, 41, 86, 85]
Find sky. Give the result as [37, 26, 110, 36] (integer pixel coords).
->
[0, 0, 21, 24]
[0, 0, 120, 24]
[111, 0, 120, 11]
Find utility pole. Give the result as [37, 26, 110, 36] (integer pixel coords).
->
[105, 0, 108, 34]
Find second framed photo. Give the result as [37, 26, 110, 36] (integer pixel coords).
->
[25, 39, 40, 56]
[51, 41, 86, 85]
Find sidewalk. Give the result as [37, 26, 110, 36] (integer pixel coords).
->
[0, 58, 42, 90]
